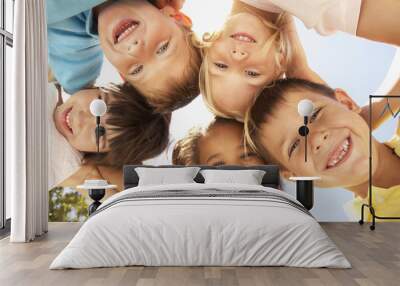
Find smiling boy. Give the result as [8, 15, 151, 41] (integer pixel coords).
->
[245, 78, 400, 220]
[47, 0, 201, 111]
[53, 83, 171, 168]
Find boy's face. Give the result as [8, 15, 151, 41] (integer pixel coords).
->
[54, 89, 115, 153]
[198, 120, 264, 166]
[259, 90, 372, 188]
[98, 0, 190, 96]
[206, 13, 279, 118]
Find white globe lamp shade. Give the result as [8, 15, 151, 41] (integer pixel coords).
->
[298, 99, 314, 117]
[90, 99, 107, 117]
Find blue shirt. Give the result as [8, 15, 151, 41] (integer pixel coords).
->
[47, 0, 106, 94]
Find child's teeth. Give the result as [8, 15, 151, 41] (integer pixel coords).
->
[233, 34, 255, 43]
[117, 23, 138, 43]
[66, 112, 72, 130]
[327, 138, 350, 168]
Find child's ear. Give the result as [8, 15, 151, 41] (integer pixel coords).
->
[160, 5, 192, 28]
[281, 169, 296, 180]
[334, 88, 362, 113]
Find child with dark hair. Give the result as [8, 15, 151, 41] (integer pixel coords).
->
[173, 117, 264, 166]
[47, 0, 201, 112]
[53, 82, 171, 169]
[245, 78, 400, 220]
[49, 82, 170, 221]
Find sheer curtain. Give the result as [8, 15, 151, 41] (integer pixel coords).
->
[9, 0, 48, 242]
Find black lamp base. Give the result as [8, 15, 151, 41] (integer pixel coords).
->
[296, 180, 314, 211]
[88, 189, 106, 215]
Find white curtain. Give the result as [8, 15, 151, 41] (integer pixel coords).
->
[9, 0, 48, 242]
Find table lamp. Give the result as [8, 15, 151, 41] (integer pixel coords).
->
[297, 99, 314, 162]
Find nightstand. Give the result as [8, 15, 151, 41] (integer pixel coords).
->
[289, 177, 321, 210]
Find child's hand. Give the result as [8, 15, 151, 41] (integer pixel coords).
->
[154, 0, 185, 10]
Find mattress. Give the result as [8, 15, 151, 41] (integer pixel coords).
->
[50, 183, 351, 269]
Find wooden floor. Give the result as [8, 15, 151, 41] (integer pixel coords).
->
[0, 223, 399, 286]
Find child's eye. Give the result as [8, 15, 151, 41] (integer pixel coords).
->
[245, 70, 260, 77]
[240, 151, 258, 160]
[211, 161, 225, 166]
[130, 65, 143, 76]
[156, 41, 170, 55]
[288, 139, 300, 158]
[310, 107, 322, 123]
[214, 62, 228, 70]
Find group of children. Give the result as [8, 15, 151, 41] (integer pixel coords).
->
[49, 0, 400, 219]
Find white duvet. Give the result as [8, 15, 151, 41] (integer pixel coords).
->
[50, 183, 351, 269]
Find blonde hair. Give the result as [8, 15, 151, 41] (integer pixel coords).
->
[198, 12, 292, 119]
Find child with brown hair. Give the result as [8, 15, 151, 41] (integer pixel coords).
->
[173, 117, 264, 166]
[53, 82, 171, 169]
[47, 0, 201, 112]
[244, 78, 400, 220]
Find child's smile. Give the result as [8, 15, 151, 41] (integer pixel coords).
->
[230, 32, 257, 43]
[113, 19, 140, 45]
[59, 107, 74, 136]
[326, 136, 352, 170]
[54, 89, 112, 153]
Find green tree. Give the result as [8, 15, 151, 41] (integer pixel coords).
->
[49, 187, 89, 222]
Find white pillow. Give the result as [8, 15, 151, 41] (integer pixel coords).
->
[200, 169, 266, 185]
[135, 167, 201, 186]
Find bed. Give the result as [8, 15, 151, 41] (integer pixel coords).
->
[50, 165, 350, 269]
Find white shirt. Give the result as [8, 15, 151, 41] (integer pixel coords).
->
[240, 0, 362, 35]
[48, 83, 83, 189]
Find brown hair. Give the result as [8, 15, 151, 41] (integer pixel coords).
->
[139, 27, 202, 113]
[172, 126, 203, 165]
[172, 117, 251, 165]
[244, 78, 336, 161]
[84, 83, 171, 168]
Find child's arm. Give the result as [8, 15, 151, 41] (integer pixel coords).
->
[360, 77, 400, 130]
[357, 0, 400, 47]
[284, 16, 326, 85]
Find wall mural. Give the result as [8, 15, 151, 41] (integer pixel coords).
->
[47, 0, 400, 222]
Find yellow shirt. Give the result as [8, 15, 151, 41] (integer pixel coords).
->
[348, 122, 400, 222]
[386, 118, 400, 157]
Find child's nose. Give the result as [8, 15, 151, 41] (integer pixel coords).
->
[310, 131, 329, 154]
[77, 110, 92, 128]
[231, 49, 248, 61]
[127, 39, 141, 56]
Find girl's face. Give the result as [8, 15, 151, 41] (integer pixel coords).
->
[97, 0, 190, 96]
[53, 89, 115, 153]
[259, 90, 374, 188]
[198, 120, 264, 166]
[205, 13, 279, 118]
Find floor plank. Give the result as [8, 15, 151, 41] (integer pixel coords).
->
[0, 222, 399, 286]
